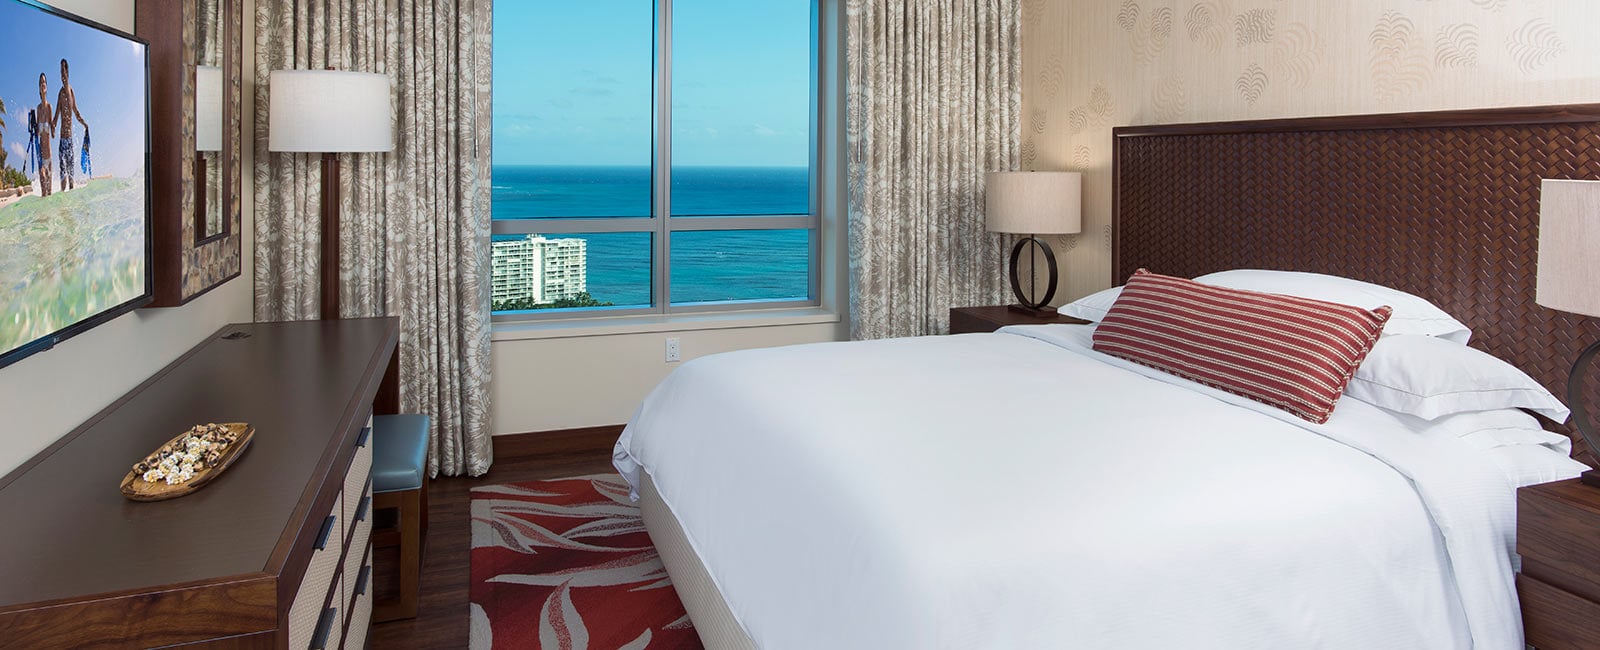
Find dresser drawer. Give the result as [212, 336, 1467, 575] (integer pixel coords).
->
[343, 481, 373, 598]
[344, 425, 373, 526]
[288, 492, 344, 650]
[1520, 573, 1600, 650]
[305, 573, 344, 650]
[1519, 485, 1600, 601]
[343, 548, 375, 650]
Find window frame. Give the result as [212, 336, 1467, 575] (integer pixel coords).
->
[490, 0, 823, 321]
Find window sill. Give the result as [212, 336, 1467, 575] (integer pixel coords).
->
[490, 306, 841, 342]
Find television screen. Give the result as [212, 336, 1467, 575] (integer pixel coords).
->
[0, 0, 149, 369]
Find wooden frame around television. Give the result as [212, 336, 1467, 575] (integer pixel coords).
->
[139, 0, 243, 307]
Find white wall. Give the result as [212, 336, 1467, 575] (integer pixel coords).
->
[491, 321, 842, 433]
[0, 0, 256, 475]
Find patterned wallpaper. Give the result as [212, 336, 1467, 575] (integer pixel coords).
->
[1021, 0, 1600, 301]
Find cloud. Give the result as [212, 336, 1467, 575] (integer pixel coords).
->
[751, 123, 777, 136]
[705, 127, 719, 138]
[570, 86, 613, 97]
[549, 98, 573, 109]
[9, 142, 21, 161]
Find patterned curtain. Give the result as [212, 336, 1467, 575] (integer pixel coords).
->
[845, 0, 1022, 339]
[254, 0, 494, 477]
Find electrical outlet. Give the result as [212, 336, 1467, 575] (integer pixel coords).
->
[665, 337, 681, 363]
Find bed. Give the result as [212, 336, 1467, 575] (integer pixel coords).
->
[615, 104, 1600, 649]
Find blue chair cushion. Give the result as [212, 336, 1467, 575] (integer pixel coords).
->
[372, 414, 430, 493]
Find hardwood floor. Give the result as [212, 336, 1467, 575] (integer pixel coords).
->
[369, 427, 621, 649]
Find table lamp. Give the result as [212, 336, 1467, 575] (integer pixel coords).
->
[985, 171, 1082, 317]
[268, 69, 394, 319]
[1536, 178, 1600, 486]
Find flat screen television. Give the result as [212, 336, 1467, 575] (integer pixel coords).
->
[0, 0, 150, 370]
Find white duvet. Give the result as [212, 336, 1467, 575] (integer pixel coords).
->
[614, 325, 1536, 649]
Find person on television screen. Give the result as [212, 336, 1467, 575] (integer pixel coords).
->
[56, 59, 86, 191]
[35, 72, 53, 197]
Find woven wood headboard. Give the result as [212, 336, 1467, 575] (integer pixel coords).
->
[1112, 104, 1600, 458]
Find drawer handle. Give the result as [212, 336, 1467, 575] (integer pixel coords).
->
[314, 515, 337, 551]
[309, 606, 337, 650]
[356, 426, 371, 448]
[355, 495, 372, 523]
[355, 565, 372, 596]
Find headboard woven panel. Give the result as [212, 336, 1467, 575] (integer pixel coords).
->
[1112, 105, 1600, 459]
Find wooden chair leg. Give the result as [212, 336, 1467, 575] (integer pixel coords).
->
[419, 473, 430, 543]
[372, 487, 422, 622]
[397, 488, 421, 619]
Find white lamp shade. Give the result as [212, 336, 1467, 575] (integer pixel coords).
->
[1537, 178, 1600, 317]
[195, 65, 222, 152]
[985, 171, 1082, 234]
[268, 69, 394, 153]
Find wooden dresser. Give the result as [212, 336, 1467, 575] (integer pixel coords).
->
[0, 318, 399, 649]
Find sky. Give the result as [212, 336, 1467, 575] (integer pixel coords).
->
[493, 1, 812, 168]
[0, 2, 146, 179]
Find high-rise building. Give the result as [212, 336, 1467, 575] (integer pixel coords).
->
[491, 236, 544, 306]
[540, 237, 588, 302]
[490, 235, 588, 307]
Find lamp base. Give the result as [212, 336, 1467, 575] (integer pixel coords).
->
[1007, 304, 1059, 319]
[1568, 340, 1600, 487]
[1007, 235, 1060, 310]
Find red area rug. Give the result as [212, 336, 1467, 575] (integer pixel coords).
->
[470, 474, 702, 649]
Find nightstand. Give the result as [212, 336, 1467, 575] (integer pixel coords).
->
[948, 305, 1087, 334]
[1517, 479, 1600, 649]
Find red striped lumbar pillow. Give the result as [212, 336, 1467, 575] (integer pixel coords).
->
[1092, 270, 1392, 424]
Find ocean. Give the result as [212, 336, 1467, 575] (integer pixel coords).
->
[492, 166, 812, 308]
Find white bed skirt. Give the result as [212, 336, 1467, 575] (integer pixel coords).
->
[640, 471, 757, 650]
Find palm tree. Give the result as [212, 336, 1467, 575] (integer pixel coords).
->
[0, 96, 10, 187]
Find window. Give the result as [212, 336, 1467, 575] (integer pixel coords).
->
[491, 0, 819, 318]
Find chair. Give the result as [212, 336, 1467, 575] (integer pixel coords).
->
[371, 414, 430, 622]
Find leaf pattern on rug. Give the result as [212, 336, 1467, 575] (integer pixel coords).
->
[540, 582, 589, 650]
[471, 475, 702, 649]
[489, 552, 670, 589]
[592, 477, 636, 505]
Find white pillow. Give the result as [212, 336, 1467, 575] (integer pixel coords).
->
[1416, 409, 1572, 454]
[1345, 334, 1569, 422]
[1481, 444, 1590, 488]
[1400, 408, 1582, 487]
[1194, 270, 1472, 342]
[1057, 286, 1121, 322]
[1062, 270, 1472, 342]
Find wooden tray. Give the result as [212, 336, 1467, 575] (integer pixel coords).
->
[120, 423, 254, 501]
